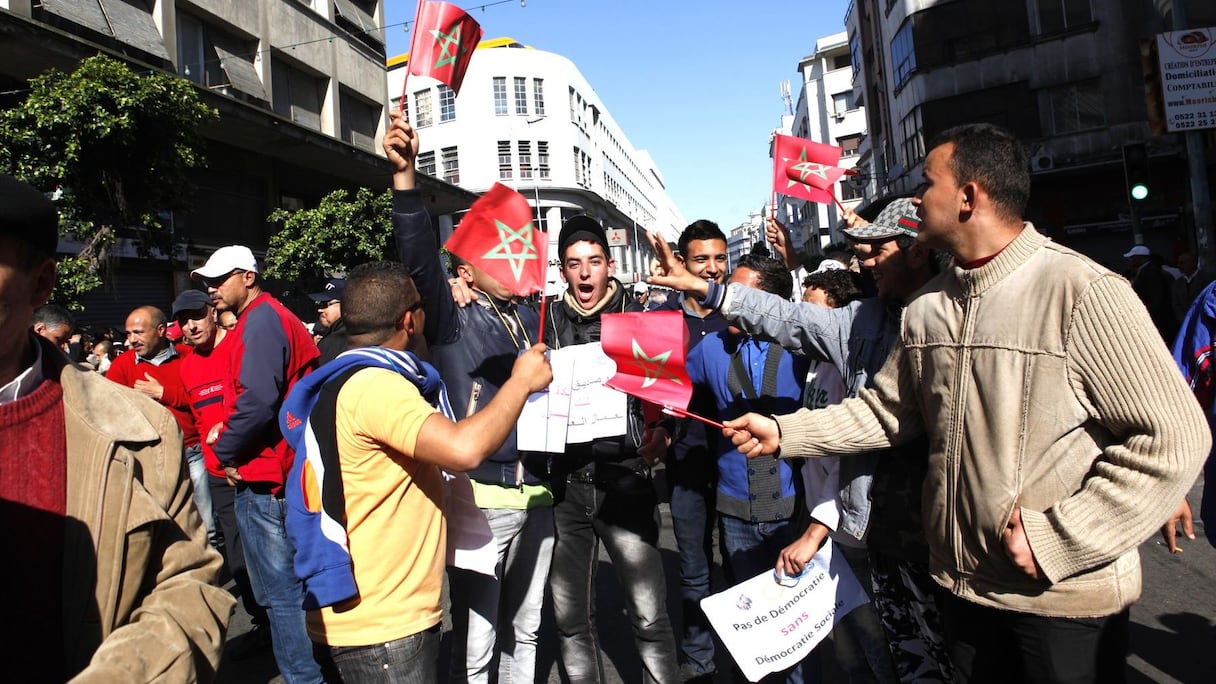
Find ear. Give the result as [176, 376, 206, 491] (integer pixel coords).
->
[456, 263, 475, 284]
[607, 258, 617, 277]
[906, 242, 932, 269]
[960, 181, 979, 215]
[30, 258, 56, 308]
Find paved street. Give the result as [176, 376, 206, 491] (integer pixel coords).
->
[218, 471, 1214, 683]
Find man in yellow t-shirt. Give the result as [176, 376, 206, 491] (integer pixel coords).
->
[281, 261, 551, 683]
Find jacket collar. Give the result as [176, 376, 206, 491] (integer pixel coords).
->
[48, 338, 160, 444]
[950, 223, 1047, 297]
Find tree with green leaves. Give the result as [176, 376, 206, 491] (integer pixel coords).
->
[264, 187, 398, 286]
[0, 54, 217, 309]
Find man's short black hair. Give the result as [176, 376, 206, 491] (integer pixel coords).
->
[33, 303, 73, 331]
[734, 254, 792, 298]
[927, 123, 1030, 222]
[678, 220, 727, 256]
[342, 262, 422, 346]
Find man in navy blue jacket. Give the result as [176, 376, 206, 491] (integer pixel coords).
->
[386, 111, 553, 684]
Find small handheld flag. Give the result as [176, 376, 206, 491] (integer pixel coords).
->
[405, 1, 484, 95]
[444, 183, 547, 298]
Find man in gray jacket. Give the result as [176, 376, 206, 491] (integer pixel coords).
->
[649, 198, 951, 683]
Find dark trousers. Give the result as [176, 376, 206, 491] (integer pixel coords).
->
[316, 624, 440, 684]
[209, 475, 266, 625]
[668, 459, 718, 676]
[943, 593, 1110, 684]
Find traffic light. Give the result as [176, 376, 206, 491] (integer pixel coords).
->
[1123, 142, 1150, 202]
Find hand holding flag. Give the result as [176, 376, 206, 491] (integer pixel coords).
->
[444, 183, 548, 298]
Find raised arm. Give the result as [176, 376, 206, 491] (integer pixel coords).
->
[384, 110, 455, 346]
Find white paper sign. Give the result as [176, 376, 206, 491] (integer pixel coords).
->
[516, 343, 627, 449]
[517, 348, 574, 452]
[564, 343, 627, 444]
[700, 540, 869, 682]
[442, 470, 497, 576]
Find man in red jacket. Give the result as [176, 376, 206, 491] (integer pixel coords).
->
[106, 304, 214, 545]
[194, 244, 321, 683]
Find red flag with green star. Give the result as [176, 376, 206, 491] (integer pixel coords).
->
[407, 1, 484, 95]
[772, 134, 846, 204]
[601, 311, 693, 410]
[444, 183, 547, 297]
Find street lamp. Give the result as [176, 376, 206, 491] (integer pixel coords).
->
[525, 116, 545, 231]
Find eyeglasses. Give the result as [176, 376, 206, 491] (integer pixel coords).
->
[201, 269, 246, 288]
[316, 299, 341, 310]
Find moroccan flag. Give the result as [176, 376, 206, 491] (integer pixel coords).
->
[773, 134, 845, 204]
[601, 311, 693, 410]
[407, 1, 484, 95]
[444, 183, 547, 297]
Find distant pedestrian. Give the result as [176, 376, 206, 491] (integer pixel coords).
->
[32, 302, 73, 350]
[106, 304, 215, 546]
[309, 277, 347, 364]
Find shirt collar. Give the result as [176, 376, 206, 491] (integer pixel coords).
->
[135, 342, 177, 366]
[0, 334, 45, 405]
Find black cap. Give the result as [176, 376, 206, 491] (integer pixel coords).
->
[307, 278, 346, 302]
[0, 174, 58, 256]
[171, 289, 213, 318]
[558, 215, 609, 260]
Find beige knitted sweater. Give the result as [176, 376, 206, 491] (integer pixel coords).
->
[776, 225, 1209, 617]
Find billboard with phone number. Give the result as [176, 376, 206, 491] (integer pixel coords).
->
[1157, 27, 1216, 133]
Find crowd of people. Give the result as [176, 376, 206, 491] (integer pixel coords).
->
[2, 119, 1211, 684]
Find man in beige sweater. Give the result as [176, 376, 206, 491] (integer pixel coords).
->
[721, 124, 1209, 684]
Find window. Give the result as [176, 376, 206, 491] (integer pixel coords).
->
[339, 88, 378, 152]
[839, 135, 861, 157]
[832, 91, 855, 115]
[498, 141, 513, 180]
[832, 54, 851, 71]
[573, 147, 581, 185]
[849, 32, 862, 81]
[413, 89, 433, 127]
[438, 85, 455, 122]
[533, 78, 546, 116]
[390, 95, 403, 113]
[839, 180, 862, 201]
[441, 146, 459, 184]
[1045, 80, 1105, 134]
[1036, 0, 1092, 35]
[537, 141, 550, 179]
[493, 77, 508, 115]
[900, 108, 924, 168]
[518, 141, 533, 180]
[514, 77, 528, 115]
[177, 12, 265, 100]
[891, 21, 916, 89]
[272, 59, 325, 131]
[418, 151, 436, 177]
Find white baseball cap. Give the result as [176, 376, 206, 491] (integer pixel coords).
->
[1122, 245, 1151, 258]
[192, 245, 259, 280]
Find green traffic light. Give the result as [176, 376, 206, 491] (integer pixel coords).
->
[1131, 183, 1149, 201]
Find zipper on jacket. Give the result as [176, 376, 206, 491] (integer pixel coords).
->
[948, 278, 978, 581]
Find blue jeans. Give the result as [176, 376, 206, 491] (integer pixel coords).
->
[318, 624, 439, 684]
[449, 506, 555, 684]
[669, 471, 717, 676]
[235, 485, 323, 683]
[550, 473, 679, 684]
[719, 515, 818, 684]
[184, 444, 216, 546]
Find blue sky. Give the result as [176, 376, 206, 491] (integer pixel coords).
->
[384, 0, 853, 230]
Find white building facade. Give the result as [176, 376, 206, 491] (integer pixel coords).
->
[387, 38, 685, 287]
